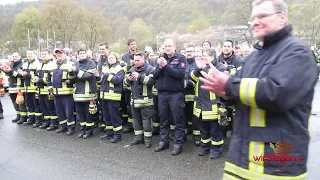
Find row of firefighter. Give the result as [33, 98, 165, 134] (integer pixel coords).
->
[2, 46, 242, 152]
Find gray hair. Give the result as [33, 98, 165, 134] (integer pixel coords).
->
[252, 0, 288, 14]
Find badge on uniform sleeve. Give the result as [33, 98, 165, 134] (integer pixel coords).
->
[181, 62, 185, 67]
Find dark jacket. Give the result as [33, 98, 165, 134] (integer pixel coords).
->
[48, 59, 75, 95]
[184, 57, 196, 102]
[219, 51, 244, 72]
[6, 59, 24, 93]
[124, 63, 155, 108]
[73, 59, 97, 102]
[190, 61, 226, 120]
[153, 52, 186, 93]
[100, 63, 124, 101]
[35, 59, 54, 95]
[224, 25, 317, 178]
[22, 59, 40, 93]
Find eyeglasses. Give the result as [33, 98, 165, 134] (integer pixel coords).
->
[248, 12, 281, 25]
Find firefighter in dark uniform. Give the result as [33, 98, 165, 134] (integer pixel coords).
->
[48, 49, 76, 136]
[148, 56, 160, 135]
[124, 52, 155, 148]
[97, 42, 109, 131]
[184, 45, 200, 146]
[153, 39, 186, 156]
[199, 1, 318, 179]
[99, 52, 125, 143]
[191, 49, 226, 159]
[120, 54, 134, 133]
[73, 48, 97, 139]
[121, 39, 137, 133]
[33, 49, 59, 130]
[3, 52, 28, 124]
[20, 49, 42, 127]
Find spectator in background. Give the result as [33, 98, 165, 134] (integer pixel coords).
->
[202, 40, 212, 51]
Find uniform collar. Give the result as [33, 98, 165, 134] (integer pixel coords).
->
[262, 24, 292, 48]
[163, 52, 178, 60]
[57, 59, 67, 65]
[135, 63, 147, 72]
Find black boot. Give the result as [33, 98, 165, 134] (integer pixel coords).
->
[66, 129, 75, 136]
[130, 135, 144, 146]
[0, 113, 3, 119]
[12, 115, 20, 123]
[39, 121, 50, 129]
[194, 135, 201, 146]
[110, 136, 122, 143]
[144, 136, 152, 148]
[123, 125, 133, 134]
[47, 124, 58, 131]
[17, 116, 27, 124]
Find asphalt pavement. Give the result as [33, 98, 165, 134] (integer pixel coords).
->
[0, 82, 320, 180]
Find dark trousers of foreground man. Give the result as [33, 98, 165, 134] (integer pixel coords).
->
[157, 92, 185, 151]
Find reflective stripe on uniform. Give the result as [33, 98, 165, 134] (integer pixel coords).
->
[224, 161, 307, 180]
[77, 70, 84, 78]
[107, 74, 113, 81]
[185, 94, 195, 102]
[113, 125, 122, 131]
[67, 121, 75, 126]
[212, 139, 224, 146]
[106, 126, 113, 130]
[153, 122, 160, 127]
[239, 78, 258, 108]
[59, 120, 67, 124]
[134, 130, 143, 135]
[190, 71, 199, 82]
[193, 130, 200, 136]
[128, 118, 133, 123]
[35, 112, 42, 117]
[250, 108, 266, 127]
[142, 76, 150, 84]
[249, 142, 264, 174]
[131, 98, 153, 108]
[201, 138, 211, 143]
[86, 122, 94, 127]
[100, 92, 121, 101]
[144, 132, 152, 137]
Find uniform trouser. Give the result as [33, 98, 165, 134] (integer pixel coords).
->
[102, 100, 122, 138]
[75, 102, 94, 134]
[25, 92, 37, 123]
[9, 93, 28, 118]
[54, 95, 75, 130]
[132, 105, 154, 137]
[34, 94, 42, 123]
[152, 95, 160, 129]
[158, 92, 185, 146]
[185, 101, 200, 136]
[39, 95, 58, 125]
[121, 90, 132, 127]
[198, 113, 224, 153]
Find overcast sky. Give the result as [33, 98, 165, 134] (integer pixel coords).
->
[0, 0, 38, 5]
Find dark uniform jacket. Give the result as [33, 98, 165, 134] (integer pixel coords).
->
[153, 52, 186, 93]
[6, 59, 24, 94]
[191, 60, 226, 120]
[48, 59, 75, 95]
[73, 59, 97, 102]
[99, 63, 124, 101]
[22, 59, 40, 93]
[223, 25, 318, 179]
[124, 63, 155, 108]
[35, 59, 54, 95]
[184, 57, 196, 102]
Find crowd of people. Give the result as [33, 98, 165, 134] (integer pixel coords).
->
[1, 0, 319, 179]
[1, 36, 245, 158]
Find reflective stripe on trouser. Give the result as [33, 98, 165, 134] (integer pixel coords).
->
[198, 113, 224, 153]
[75, 101, 95, 134]
[102, 100, 122, 138]
[44, 95, 58, 125]
[54, 95, 75, 130]
[185, 101, 199, 134]
[158, 92, 185, 145]
[132, 106, 154, 137]
[25, 93, 37, 123]
[152, 95, 160, 127]
[9, 93, 28, 117]
[39, 95, 50, 122]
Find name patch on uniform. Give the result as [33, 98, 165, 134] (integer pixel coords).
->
[180, 62, 185, 67]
